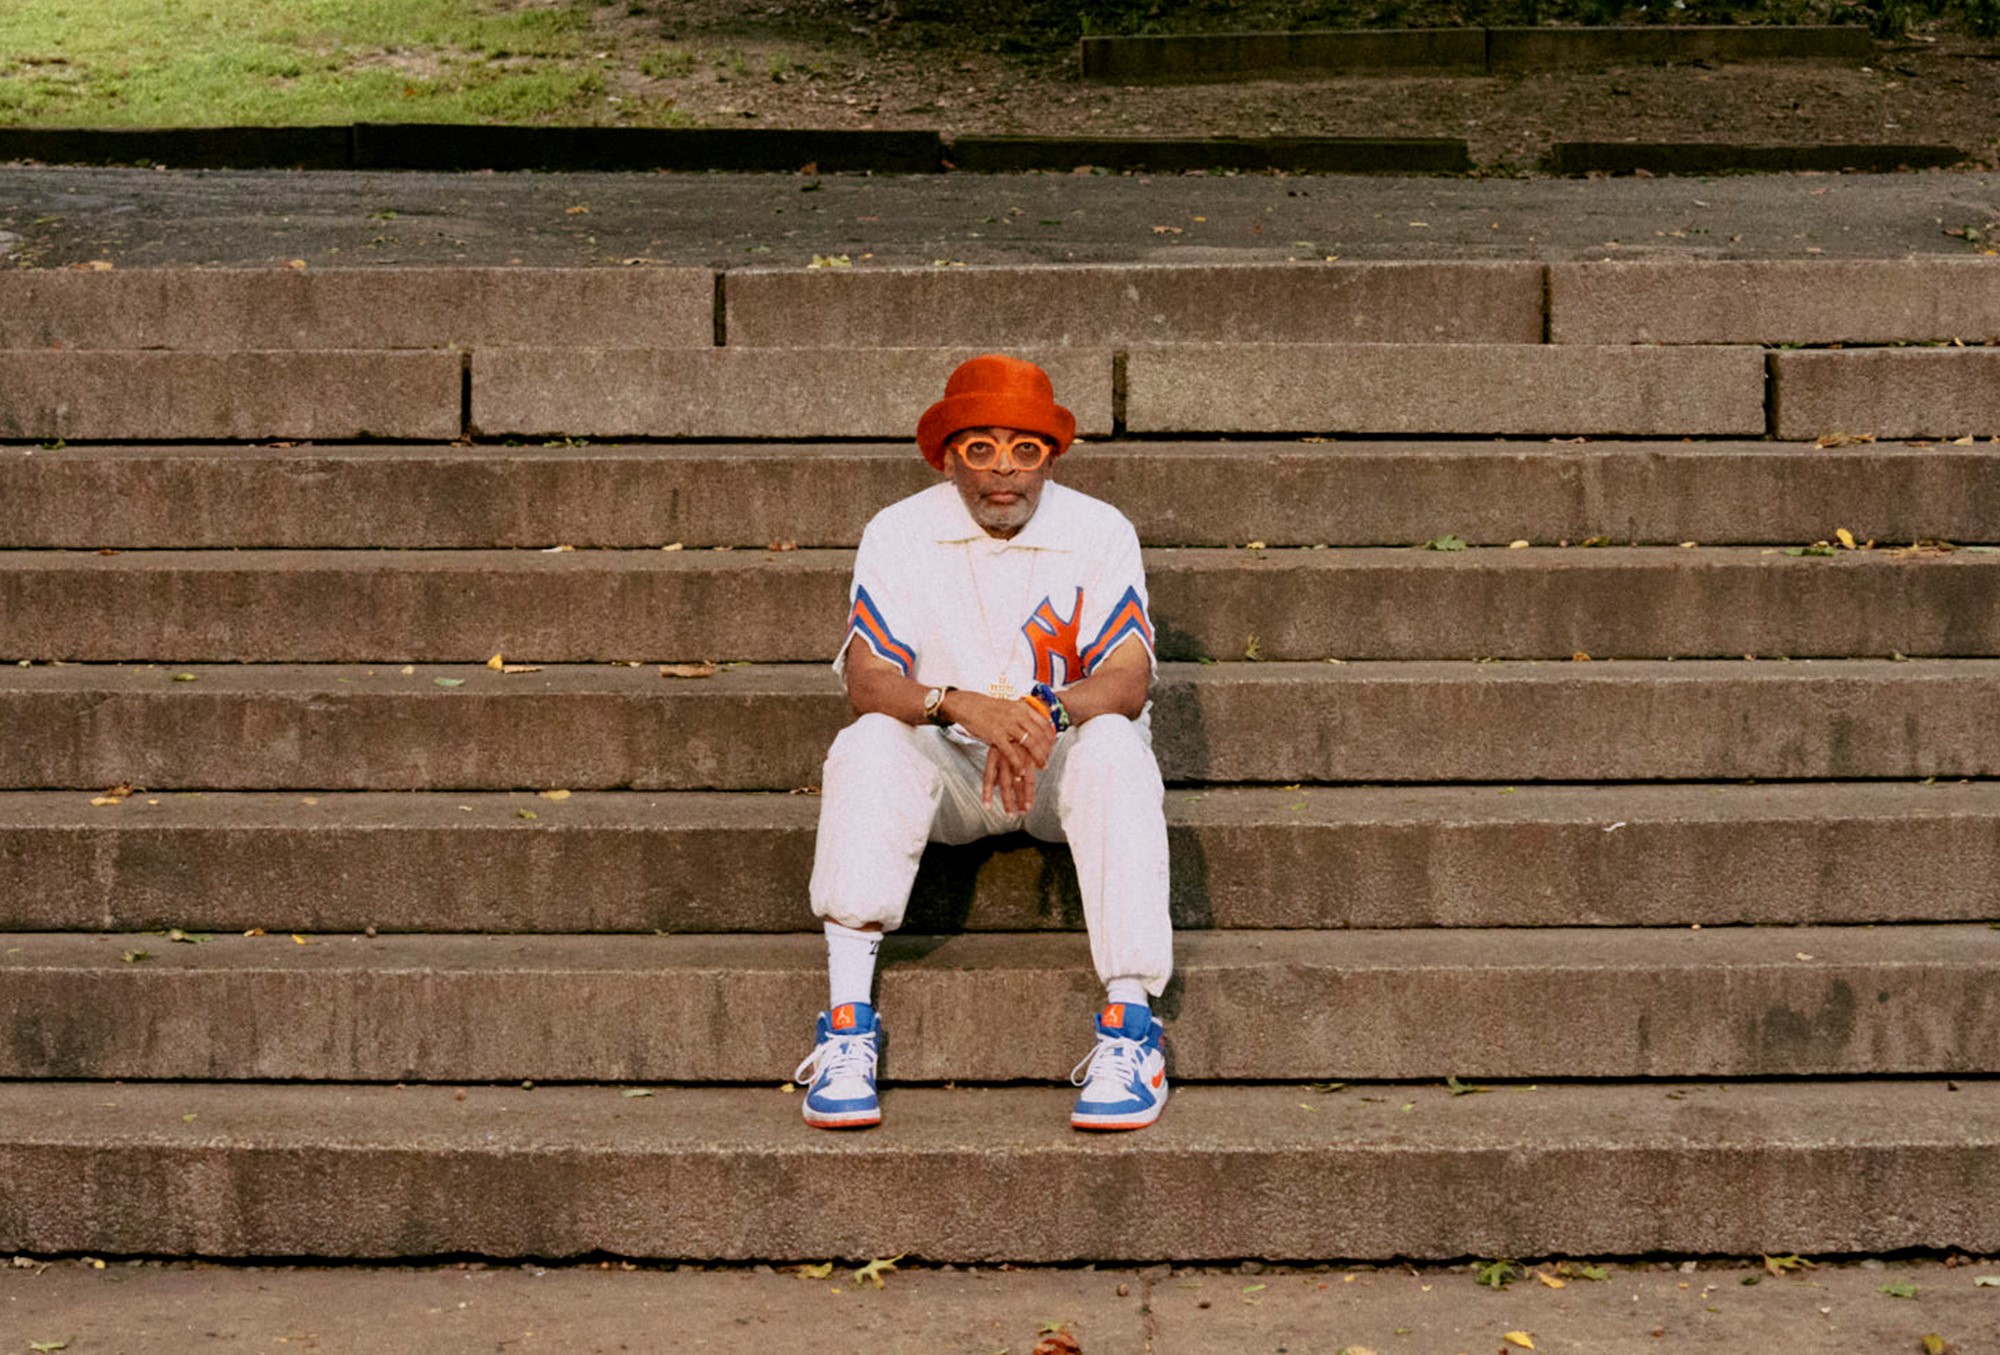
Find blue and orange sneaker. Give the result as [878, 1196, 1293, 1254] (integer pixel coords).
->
[794, 1002, 882, 1129]
[1069, 1001, 1167, 1131]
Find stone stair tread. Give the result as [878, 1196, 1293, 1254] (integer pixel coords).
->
[0, 1079, 1992, 1260]
[8, 782, 1998, 933]
[10, 659, 2000, 788]
[11, 543, 2000, 663]
[6, 439, 1996, 549]
[3, 926, 1994, 1082]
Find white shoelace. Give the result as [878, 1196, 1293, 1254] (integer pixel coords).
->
[1070, 1034, 1145, 1093]
[795, 1030, 878, 1087]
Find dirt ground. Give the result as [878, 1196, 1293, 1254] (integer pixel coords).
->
[599, 2, 2000, 171]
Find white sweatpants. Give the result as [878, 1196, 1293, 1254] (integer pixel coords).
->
[808, 711, 1174, 997]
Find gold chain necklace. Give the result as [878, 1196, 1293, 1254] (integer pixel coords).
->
[963, 539, 1039, 701]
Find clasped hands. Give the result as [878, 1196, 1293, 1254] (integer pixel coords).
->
[951, 691, 1059, 814]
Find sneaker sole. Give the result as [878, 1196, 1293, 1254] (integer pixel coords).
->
[804, 1107, 881, 1129]
[1071, 1087, 1167, 1131]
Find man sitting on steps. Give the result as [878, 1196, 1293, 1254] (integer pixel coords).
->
[795, 353, 1174, 1133]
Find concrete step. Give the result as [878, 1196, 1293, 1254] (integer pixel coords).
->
[8, 546, 2000, 664]
[6, 783, 1998, 935]
[7, 440, 1994, 550]
[0, 1079, 1992, 1260]
[3, 926, 1996, 1082]
[6, 660, 1999, 790]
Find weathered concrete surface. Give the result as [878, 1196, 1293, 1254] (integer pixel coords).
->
[1, 1258, 1992, 1355]
[6, 659, 2000, 789]
[724, 261, 1543, 347]
[0, 1262, 1146, 1355]
[1078, 29, 1489, 81]
[0, 926, 1994, 1080]
[3, 167, 1993, 271]
[0, 351, 460, 441]
[1551, 259, 2000, 345]
[1489, 24, 1873, 69]
[1774, 349, 2000, 441]
[8, 546, 2000, 663]
[1125, 345, 1767, 435]
[0, 1081, 1994, 1259]
[5, 440, 1995, 549]
[471, 348, 1112, 439]
[7, 783, 1998, 934]
[0, 268, 715, 351]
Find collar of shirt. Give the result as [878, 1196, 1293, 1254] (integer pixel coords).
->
[926, 480, 1075, 552]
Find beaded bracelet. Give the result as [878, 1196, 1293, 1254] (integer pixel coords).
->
[1029, 682, 1073, 734]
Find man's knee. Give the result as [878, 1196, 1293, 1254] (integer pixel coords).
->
[1062, 714, 1164, 801]
[825, 711, 928, 779]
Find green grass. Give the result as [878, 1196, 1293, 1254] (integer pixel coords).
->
[0, 0, 689, 127]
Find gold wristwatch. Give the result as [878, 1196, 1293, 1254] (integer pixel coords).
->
[922, 685, 955, 726]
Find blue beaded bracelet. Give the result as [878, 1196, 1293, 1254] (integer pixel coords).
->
[1030, 682, 1072, 733]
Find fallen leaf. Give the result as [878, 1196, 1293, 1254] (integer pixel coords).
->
[660, 542, 684, 552]
[1974, 1275, 2000, 1286]
[172, 672, 198, 682]
[120, 950, 151, 963]
[809, 254, 852, 269]
[79, 259, 114, 271]
[566, 204, 590, 215]
[1031, 1328, 1082, 1355]
[659, 663, 719, 679]
[1836, 528, 1857, 550]
[1336, 1347, 1379, 1355]
[516, 809, 538, 821]
[620, 1087, 654, 1098]
[538, 789, 571, 801]
[853, 1254, 903, 1289]
[1476, 1259, 1519, 1289]
[291, 934, 310, 945]
[767, 540, 798, 552]
[29, 1341, 69, 1352]
[1572, 651, 1592, 662]
[165, 929, 212, 944]
[1882, 1280, 1918, 1299]
[1446, 1076, 1491, 1096]
[1764, 1254, 1816, 1276]
[1535, 1270, 1565, 1289]
[1576, 1265, 1610, 1281]
[1503, 1334, 1536, 1350]
[243, 928, 266, 937]
[88, 797, 121, 807]
[433, 677, 466, 688]
[1151, 224, 1183, 234]
[487, 653, 505, 670]
[1422, 534, 1468, 552]
[286, 259, 307, 270]
[501, 664, 541, 674]
[1922, 1335, 1948, 1355]
[1508, 539, 1530, 549]
[400, 665, 415, 675]
[1815, 432, 1875, 448]
[1245, 540, 1267, 551]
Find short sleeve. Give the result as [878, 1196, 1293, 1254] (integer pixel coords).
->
[834, 520, 920, 678]
[1076, 517, 1155, 678]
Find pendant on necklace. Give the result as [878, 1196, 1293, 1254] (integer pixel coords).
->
[987, 676, 1020, 701]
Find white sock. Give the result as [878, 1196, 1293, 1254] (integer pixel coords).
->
[824, 920, 883, 1010]
[1105, 978, 1149, 1009]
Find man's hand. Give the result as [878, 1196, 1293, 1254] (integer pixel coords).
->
[945, 690, 1055, 813]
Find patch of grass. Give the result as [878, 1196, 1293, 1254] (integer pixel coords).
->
[0, 0, 641, 126]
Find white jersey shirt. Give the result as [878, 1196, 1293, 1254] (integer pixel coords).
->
[835, 480, 1155, 734]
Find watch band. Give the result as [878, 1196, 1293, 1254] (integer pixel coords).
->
[923, 685, 956, 726]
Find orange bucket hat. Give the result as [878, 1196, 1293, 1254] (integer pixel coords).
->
[916, 354, 1077, 471]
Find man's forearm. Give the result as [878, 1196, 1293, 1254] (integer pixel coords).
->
[1052, 664, 1150, 724]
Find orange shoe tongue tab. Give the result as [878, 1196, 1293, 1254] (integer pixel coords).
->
[1101, 1003, 1126, 1029]
[832, 1004, 857, 1030]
